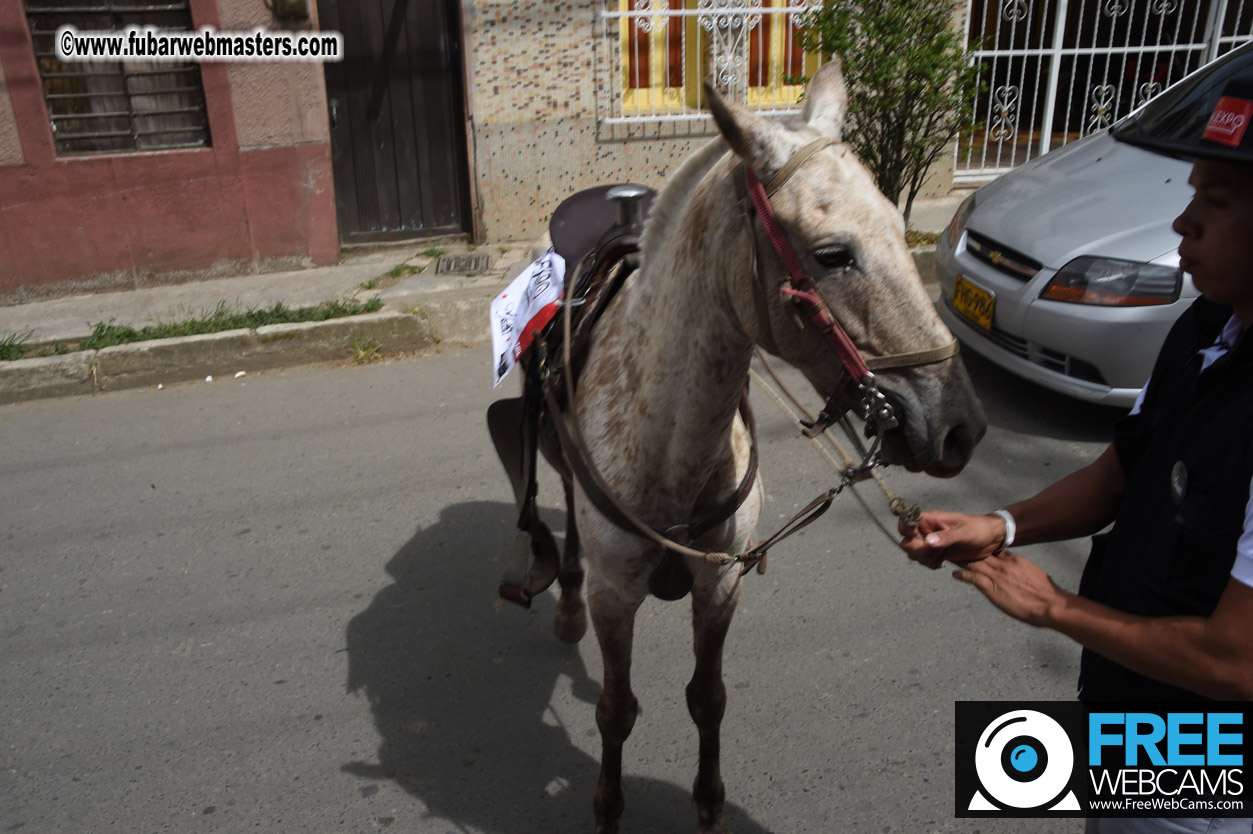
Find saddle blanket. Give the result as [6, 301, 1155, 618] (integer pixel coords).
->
[489, 249, 566, 387]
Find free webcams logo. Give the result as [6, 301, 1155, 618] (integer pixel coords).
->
[955, 702, 1250, 819]
[967, 709, 1081, 812]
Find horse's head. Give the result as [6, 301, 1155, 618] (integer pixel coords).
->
[705, 60, 985, 477]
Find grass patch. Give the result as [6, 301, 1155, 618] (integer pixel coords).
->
[349, 334, 383, 365]
[386, 263, 424, 280]
[905, 230, 941, 248]
[421, 247, 446, 259]
[0, 329, 33, 361]
[80, 298, 383, 351]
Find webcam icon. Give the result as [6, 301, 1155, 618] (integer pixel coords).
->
[969, 709, 1081, 811]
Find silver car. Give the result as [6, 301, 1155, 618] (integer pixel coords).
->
[937, 42, 1253, 407]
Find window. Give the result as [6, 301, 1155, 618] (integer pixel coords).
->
[24, 0, 211, 155]
[606, 0, 821, 123]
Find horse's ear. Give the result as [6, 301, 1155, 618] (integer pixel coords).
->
[802, 58, 847, 141]
[704, 81, 790, 175]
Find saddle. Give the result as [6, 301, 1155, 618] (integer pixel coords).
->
[487, 184, 664, 607]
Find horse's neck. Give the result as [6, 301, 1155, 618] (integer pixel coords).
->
[625, 244, 752, 423]
[584, 168, 756, 501]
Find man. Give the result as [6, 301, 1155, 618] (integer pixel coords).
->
[901, 75, 1253, 834]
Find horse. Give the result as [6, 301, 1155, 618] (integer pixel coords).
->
[492, 60, 987, 833]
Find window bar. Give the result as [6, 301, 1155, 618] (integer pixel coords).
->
[1013, 2, 1034, 166]
[977, 2, 995, 174]
[1001, 1, 1023, 169]
[1131, 1, 1153, 115]
[1175, 1, 1201, 86]
[1080, 0, 1100, 139]
[1221, 1, 1244, 54]
[680, 1, 688, 115]
[955, 0, 980, 178]
[25, 4, 191, 14]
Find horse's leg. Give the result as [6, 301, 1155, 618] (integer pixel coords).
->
[553, 478, 587, 644]
[589, 576, 641, 834]
[687, 572, 741, 834]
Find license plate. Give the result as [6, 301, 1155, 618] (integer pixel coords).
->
[952, 275, 995, 331]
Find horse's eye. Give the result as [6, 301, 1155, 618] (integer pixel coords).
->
[814, 246, 856, 272]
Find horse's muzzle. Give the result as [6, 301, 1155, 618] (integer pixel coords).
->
[877, 388, 984, 478]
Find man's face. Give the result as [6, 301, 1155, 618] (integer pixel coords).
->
[1172, 158, 1253, 322]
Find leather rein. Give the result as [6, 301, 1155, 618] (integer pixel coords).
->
[547, 138, 959, 573]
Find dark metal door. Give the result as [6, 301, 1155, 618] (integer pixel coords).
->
[318, 0, 471, 242]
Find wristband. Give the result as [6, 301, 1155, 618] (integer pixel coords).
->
[990, 509, 1016, 554]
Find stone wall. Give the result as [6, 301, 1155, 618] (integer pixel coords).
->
[467, 0, 715, 243]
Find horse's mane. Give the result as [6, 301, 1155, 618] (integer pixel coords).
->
[638, 136, 730, 266]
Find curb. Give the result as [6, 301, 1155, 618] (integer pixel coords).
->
[0, 311, 436, 404]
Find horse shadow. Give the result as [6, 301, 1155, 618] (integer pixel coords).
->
[343, 500, 772, 834]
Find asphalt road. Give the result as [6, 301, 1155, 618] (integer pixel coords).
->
[0, 344, 1124, 834]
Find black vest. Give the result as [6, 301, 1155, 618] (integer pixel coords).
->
[1077, 297, 1253, 702]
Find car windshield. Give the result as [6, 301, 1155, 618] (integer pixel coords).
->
[1113, 43, 1253, 145]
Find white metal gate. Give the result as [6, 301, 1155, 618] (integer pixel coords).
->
[956, 0, 1253, 181]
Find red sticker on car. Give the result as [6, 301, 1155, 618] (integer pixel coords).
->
[1202, 96, 1253, 147]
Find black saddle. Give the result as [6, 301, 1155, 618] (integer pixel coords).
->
[550, 183, 657, 271]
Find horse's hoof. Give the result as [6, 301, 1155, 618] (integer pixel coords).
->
[694, 821, 731, 834]
[554, 599, 588, 643]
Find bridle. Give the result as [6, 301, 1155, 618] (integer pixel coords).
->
[741, 137, 958, 481]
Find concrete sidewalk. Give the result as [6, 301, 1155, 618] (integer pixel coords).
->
[0, 239, 537, 403]
[0, 194, 958, 405]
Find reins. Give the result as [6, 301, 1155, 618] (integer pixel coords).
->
[749, 351, 922, 547]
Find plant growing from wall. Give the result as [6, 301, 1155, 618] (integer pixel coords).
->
[798, 0, 982, 225]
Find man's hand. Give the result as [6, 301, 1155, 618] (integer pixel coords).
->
[898, 510, 1008, 569]
[951, 551, 1066, 627]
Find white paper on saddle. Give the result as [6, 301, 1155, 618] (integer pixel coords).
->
[489, 249, 565, 387]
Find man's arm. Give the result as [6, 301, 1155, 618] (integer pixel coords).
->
[900, 443, 1127, 568]
[954, 556, 1253, 700]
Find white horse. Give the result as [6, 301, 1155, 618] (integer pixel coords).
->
[509, 60, 986, 833]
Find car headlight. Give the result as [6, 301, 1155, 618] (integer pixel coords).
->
[946, 193, 976, 249]
[1039, 257, 1181, 306]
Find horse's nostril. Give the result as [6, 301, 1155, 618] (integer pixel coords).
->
[941, 425, 977, 469]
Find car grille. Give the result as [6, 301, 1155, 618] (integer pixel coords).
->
[965, 231, 1042, 281]
[945, 295, 1107, 386]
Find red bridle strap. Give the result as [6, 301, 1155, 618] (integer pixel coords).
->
[744, 164, 872, 383]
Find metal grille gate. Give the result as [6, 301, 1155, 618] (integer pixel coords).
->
[956, 0, 1253, 182]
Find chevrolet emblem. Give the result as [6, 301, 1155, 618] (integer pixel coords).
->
[988, 250, 1005, 265]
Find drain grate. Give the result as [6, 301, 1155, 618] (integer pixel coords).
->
[435, 253, 492, 274]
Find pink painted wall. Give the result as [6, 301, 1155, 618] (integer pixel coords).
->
[0, 52, 22, 165]
[0, 0, 339, 298]
[218, 0, 330, 149]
